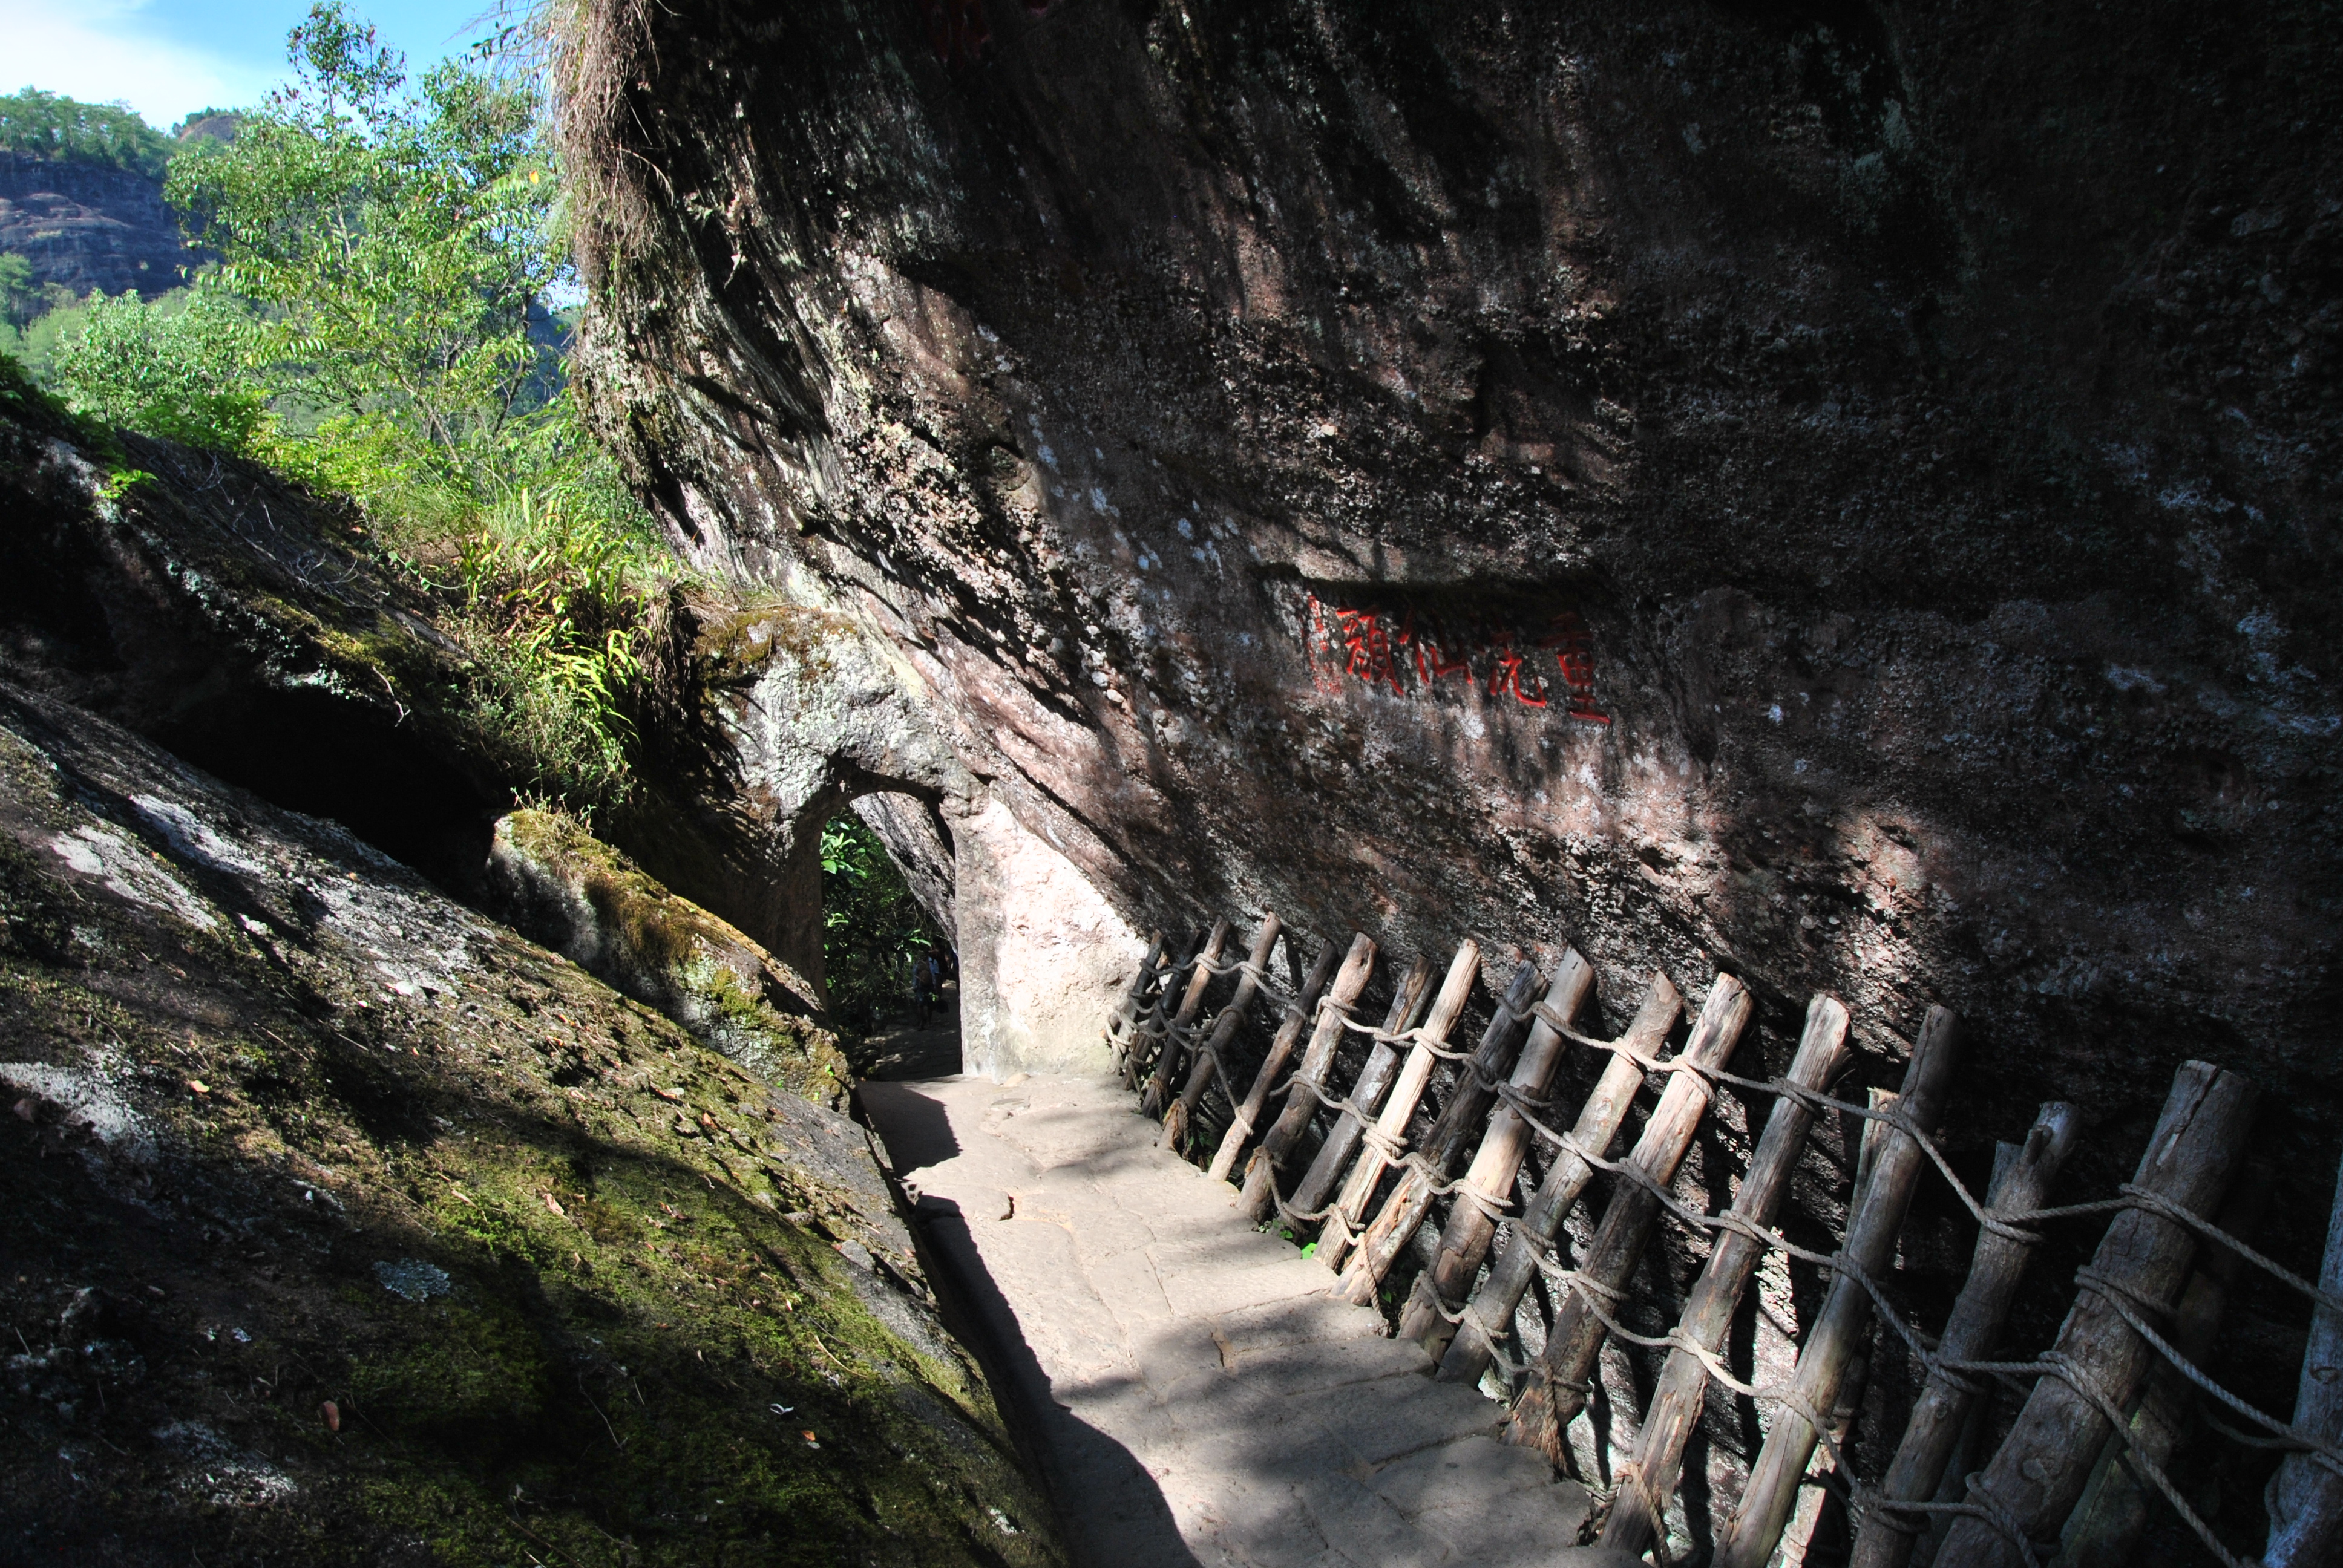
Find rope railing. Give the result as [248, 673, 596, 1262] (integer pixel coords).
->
[1474, 1052, 2324, 1567]
[1090, 923, 2324, 1568]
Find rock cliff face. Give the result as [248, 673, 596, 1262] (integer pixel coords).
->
[0, 153, 197, 298]
[566, 0, 2343, 1187]
[0, 681, 1060, 1564]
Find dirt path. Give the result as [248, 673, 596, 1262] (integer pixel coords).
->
[860, 1073, 1622, 1568]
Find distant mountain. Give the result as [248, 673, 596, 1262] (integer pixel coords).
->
[0, 92, 237, 302]
[0, 153, 195, 299]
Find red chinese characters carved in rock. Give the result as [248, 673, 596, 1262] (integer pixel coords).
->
[922, 0, 1052, 65]
[1535, 612, 1608, 724]
[1303, 597, 1609, 724]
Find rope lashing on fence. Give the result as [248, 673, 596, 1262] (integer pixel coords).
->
[1254, 1070, 1521, 1232]
[1098, 927, 2324, 1568]
[1450, 1042, 2300, 1567]
[1328, 988, 1533, 1060]
[1112, 944, 1274, 1009]
[1263, 1129, 1516, 1232]
[1263, 985, 1425, 1122]
[1518, 1025, 2343, 1325]
[1430, 1232, 2144, 1568]
[1525, 1010, 2343, 1296]
[1474, 1073, 2321, 1568]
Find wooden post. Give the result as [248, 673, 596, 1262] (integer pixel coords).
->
[1598, 993, 1853, 1558]
[1123, 927, 1201, 1090]
[2264, 1157, 2343, 1568]
[1435, 972, 1685, 1387]
[2057, 1164, 2271, 1568]
[1282, 956, 1439, 1223]
[1206, 940, 1345, 1183]
[1122, 927, 1193, 1090]
[1159, 913, 1280, 1149]
[1334, 958, 1565, 1303]
[1846, 1099, 2082, 1568]
[1780, 1351, 1873, 1567]
[1400, 949, 1596, 1352]
[1105, 930, 1168, 1071]
[1714, 1005, 1962, 1568]
[1314, 941, 1483, 1273]
[1502, 973, 1755, 1463]
[1239, 936, 1380, 1221]
[1138, 918, 1232, 1111]
[1930, 1059, 2260, 1568]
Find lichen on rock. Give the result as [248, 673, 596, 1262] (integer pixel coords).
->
[487, 804, 849, 1104]
[0, 681, 1061, 1565]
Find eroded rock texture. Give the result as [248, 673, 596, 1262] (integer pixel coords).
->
[569, 0, 2340, 1220]
[0, 373, 508, 889]
[0, 152, 197, 299]
[0, 682, 1060, 1565]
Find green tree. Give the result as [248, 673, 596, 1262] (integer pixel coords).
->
[0, 254, 36, 328]
[50, 289, 264, 451]
[16, 5, 665, 814]
[166, 1, 565, 496]
[0, 89, 175, 178]
[821, 815, 936, 1038]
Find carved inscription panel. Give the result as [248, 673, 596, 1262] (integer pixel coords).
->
[1299, 591, 1609, 724]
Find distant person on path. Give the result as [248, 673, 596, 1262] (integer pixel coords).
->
[914, 952, 944, 1027]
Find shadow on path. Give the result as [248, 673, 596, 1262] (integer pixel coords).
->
[863, 1081, 1201, 1568]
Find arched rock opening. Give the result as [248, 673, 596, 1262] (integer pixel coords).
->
[623, 594, 1138, 1077]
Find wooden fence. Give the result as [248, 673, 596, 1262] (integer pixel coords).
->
[1101, 920, 2343, 1568]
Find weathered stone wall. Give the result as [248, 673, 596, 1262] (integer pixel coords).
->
[629, 593, 1139, 1073]
[565, 0, 2343, 1463]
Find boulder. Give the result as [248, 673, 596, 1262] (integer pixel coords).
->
[485, 804, 847, 1102]
[0, 678, 1061, 1564]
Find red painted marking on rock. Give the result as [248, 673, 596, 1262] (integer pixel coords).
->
[1300, 598, 1608, 722]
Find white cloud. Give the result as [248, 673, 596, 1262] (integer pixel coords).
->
[0, 0, 276, 130]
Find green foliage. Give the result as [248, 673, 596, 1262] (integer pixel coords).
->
[0, 89, 175, 179]
[455, 486, 655, 812]
[819, 815, 936, 1036]
[0, 255, 36, 328]
[50, 289, 267, 451]
[15, 2, 667, 814]
[166, 2, 563, 492]
[0, 7, 674, 817]
[0, 347, 112, 451]
[0, 287, 97, 379]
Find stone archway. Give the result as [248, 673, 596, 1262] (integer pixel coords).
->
[623, 596, 1137, 1079]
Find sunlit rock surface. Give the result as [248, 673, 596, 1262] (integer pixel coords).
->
[570, 0, 2340, 1163]
[560, 12, 2343, 1506]
[0, 681, 1060, 1564]
[628, 595, 1138, 1074]
[484, 805, 845, 1094]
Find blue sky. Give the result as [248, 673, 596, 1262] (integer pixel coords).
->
[0, 0, 502, 129]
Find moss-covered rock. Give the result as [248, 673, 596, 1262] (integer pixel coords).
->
[0, 393, 505, 889]
[0, 681, 1061, 1566]
[487, 806, 849, 1106]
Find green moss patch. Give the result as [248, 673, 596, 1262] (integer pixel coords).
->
[0, 689, 1060, 1566]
